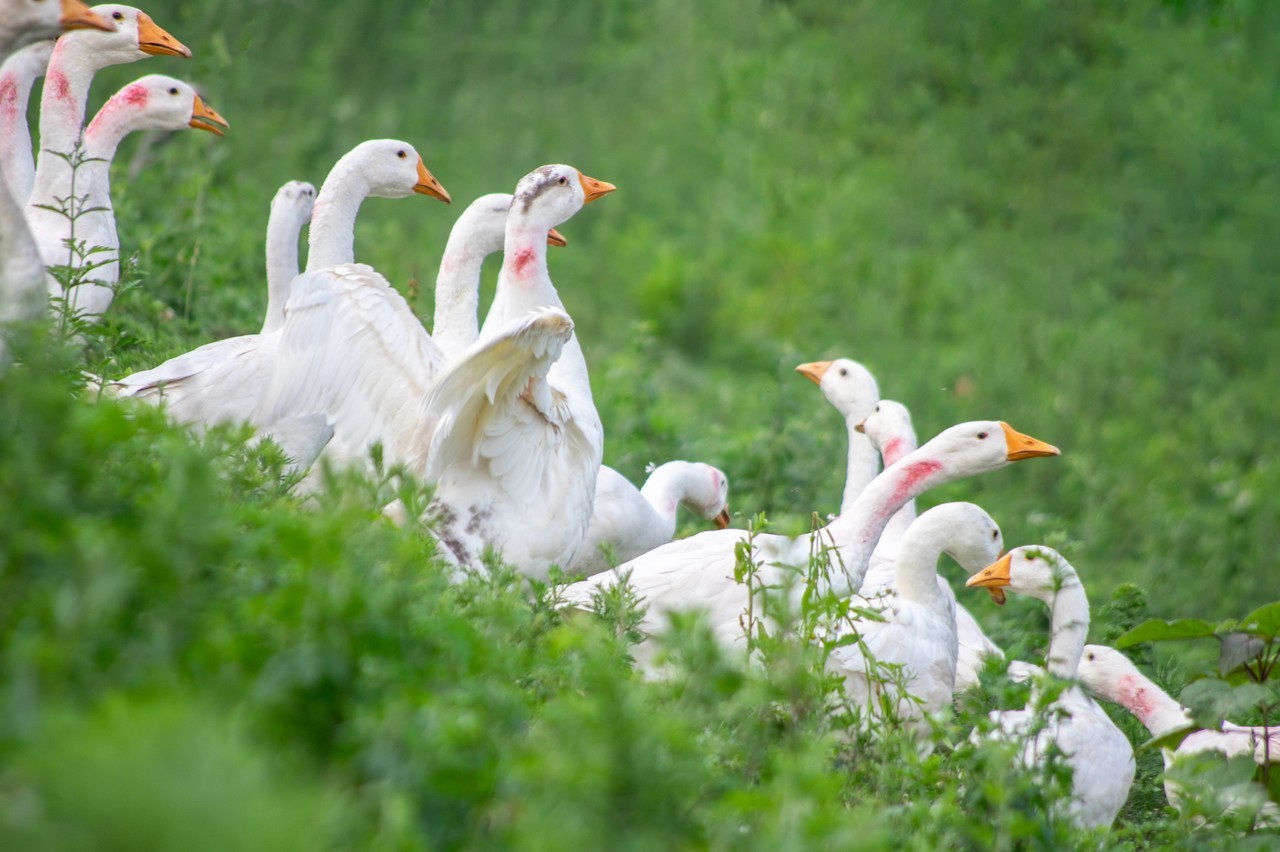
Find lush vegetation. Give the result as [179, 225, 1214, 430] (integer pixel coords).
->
[3, 0, 1278, 847]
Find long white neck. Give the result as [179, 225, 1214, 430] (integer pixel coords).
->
[262, 205, 307, 334]
[892, 510, 963, 613]
[1102, 662, 1189, 737]
[306, 156, 370, 271]
[639, 461, 701, 538]
[822, 448, 965, 598]
[873, 429, 920, 555]
[0, 40, 50, 204]
[0, 157, 46, 327]
[839, 423, 879, 514]
[36, 37, 104, 165]
[1043, 579, 1090, 678]
[432, 218, 499, 359]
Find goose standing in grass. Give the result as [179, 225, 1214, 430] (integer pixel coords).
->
[858, 400, 1005, 691]
[796, 358, 880, 513]
[828, 501, 1002, 728]
[1076, 643, 1280, 823]
[412, 164, 616, 579]
[107, 180, 314, 403]
[0, 38, 52, 203]
[0, 0, 112, 353]
[127, 141, 446, 438]
[561, 421, 1059, 664]
[34, 74, 225, 320]
[569, 461, 732, 578]
[966, 546, 1136, 829]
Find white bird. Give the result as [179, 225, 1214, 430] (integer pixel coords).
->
[0, 38, 52, 203]
[828, 501, 1002, 728]
[795, 358, 880, 513]
[966, 546, 1136, 829]
[130, 141, 446, 440]
[32, 73, 225, 320]
[569, 461, 732, 578]
[413, 164, 616, 579]
[858, 400, 1005, 691]
[107, 180, 314, 406]
[1076, 643, 1280, 822]
[253, 141, 453, 472]
[0, 0, 112, 355]
[560, 421, 1060, 666]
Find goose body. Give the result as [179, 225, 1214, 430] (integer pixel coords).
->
[414, 165, 616, 579]
[1077, 643, 1280, 822]
[858, 400, 1005, 691]
[570, 461, 731, 577]
[0, 0, 112, 352]
[829, 501, 1002, 725]
[107, 180, 315, 413]
[967, 547, 1136, 829]
[561, 421, 1059, 663]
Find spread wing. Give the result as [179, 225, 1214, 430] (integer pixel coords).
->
[107, 334, 260, 400]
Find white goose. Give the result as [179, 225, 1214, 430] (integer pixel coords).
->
[37, 73, 225, 319]
[560, 421, 1059, 664]
[1077, 643, 1280, 822]
[858, 400, 1006, 691]
[0, 38, 52, 203]
[0, 0, 111, 351]
[966, 547, 1136, 829]
[412, 164, 616, 579]
[107, 180, 315, 405]
[140, 141, 447, 439]
[795, 358, 880, 513]
[829, 501, 1002, 727]
[569, 461, 732, 578]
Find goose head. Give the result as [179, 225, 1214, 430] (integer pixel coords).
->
[89, 74, 227, 136]
[343, 139, 449, 203]
[857, 399, 915, 464]
[688, 463, 731, 529]
[57, 5, 188, 62]
[1, 0, 113, 46]
[271, 179, 317, 226]
[1076, 644, 1140, 699]
[796, 358, 879, 424]
[917, 420, 1059, 476]
[921, 502, 1004, 577]
[966, 544, 1079, 607]
[510, 164, 615, 231]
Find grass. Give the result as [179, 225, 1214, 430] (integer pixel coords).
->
[3, 0, 1279, 846]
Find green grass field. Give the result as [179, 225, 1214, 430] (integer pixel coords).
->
[3, 0, 1279, 847]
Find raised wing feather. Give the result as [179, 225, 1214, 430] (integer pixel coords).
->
[107, 335, 261, 400]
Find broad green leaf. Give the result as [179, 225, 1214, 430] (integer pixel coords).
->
[1219, 632, 1266, 676]
[1181, 679, 1275, 728]
[1138, 722, 1202, 753]
[1239, 601, 1280, 639]
[1116, 618, 1216, 648]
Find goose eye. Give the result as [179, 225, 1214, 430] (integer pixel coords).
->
[976, 431, 988, 439]
[113, 11, 124, 20]
[991, 530, 998, 540]
[839, 368, 848, 377]
[396, 150, 407, 159]
[168, 87, 178, 95]
[1086, 652, 1095, 661]
[1027, 553, 1037, 561]
[557, 175, 569, 186]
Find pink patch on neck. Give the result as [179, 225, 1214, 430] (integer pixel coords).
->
[121, 84, 149, 108]
[881, 437, 906, 466]
[0, 79, 16, 117]
[1116, 674, 1156, 726]
[510, 247, 536, 278]
[49, 71, 70, 102]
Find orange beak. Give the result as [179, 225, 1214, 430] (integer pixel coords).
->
[188, 95, 228, 136]
[965, 552, 1012, 606]
[61, 0, 115, 32]
[414, 158, 451, 204]
[547, 228, 567, 248]
[137, 12, 192, 58]
[714, 508, 731, 530]
[577, 171, 616, 204]
[795, 361, 832, 386]
[999, 422, 1061, 461]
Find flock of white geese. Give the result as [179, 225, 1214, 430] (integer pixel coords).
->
[1, 1, 1276, 833]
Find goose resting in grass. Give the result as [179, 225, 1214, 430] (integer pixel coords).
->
[560, 420, 1059, 666]
[966, 546, 1135, 829]
[828, 501, 1002, 728]
[858, 400, 1005, 692]
[1076, 643, 1280, 823]
[569, 461, 732, 578]
[411, 165, 616, 579]
[0, 0, 112, 354]
[33, 73, 225, 320]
